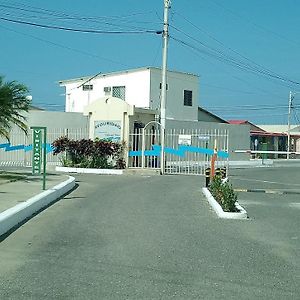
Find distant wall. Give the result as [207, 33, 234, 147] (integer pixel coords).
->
[25, 111, 89, 130]
[0, 111, 89, 167]
[166, 120, 250, 161]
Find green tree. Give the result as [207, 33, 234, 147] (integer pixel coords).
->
[0, 76, 31, 140]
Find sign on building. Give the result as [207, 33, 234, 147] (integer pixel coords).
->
[178, 134, 192, 146]
[198, 135, 210, 141]
[94, 120, 121, 142]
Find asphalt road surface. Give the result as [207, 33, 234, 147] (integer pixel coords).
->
[0, 170, 299, 299]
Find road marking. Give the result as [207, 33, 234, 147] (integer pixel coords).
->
[232, 177, 300, 187]
[234, 188, 300, 195]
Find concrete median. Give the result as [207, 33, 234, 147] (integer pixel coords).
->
[0, 176, 75, 237]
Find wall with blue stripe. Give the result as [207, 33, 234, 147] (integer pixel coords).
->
[0, 143, 54, 153]
[129, 144, 229, 158]
[1, 143, 229, 158]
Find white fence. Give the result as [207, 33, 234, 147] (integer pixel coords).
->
[0, 128, 88, 167]
[128, 128, 229, 175]
[1, 127, 229, 175]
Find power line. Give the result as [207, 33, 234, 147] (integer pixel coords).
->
[201, 83, 286, 100]
[172, 11, 298, 86]
[0, 1, 158, 22]
[293, 109, 300, 125]
[0, 24, 132, 68]
[170, 35, 299, 88]
[0, 3, 161, 31]
[216, 112, 289, 118]
[0, 16, 160, 34]
[210, 0, 300, 48]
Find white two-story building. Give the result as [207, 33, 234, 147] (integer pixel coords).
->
[58, 67, 249, 165]
[59, 67, 199, 123]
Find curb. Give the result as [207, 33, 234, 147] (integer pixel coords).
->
[228, 159, 273, 168]
[56, 166, 123, 175]
[0, 176, 76, 237]
[202, 187, 248, 220]
[234, 188, 300, 195]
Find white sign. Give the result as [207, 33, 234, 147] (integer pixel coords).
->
[94, 120, 121, 142]
[178, 134, 192, 145]
[198, 135, 210, 141]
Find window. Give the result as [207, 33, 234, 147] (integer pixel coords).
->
[159, 83, 168, 90]
[184, 90, 193, 106]
[112, 86, 126, 100]
[82, 84, 93, 91]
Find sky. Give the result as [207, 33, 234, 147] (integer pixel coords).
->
[1, 0, 300, 125]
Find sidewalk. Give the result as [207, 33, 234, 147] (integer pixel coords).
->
[0, 169, 75, 237]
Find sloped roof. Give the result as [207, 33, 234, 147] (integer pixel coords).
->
[198, 107, 228, 123]
[227, 120, 248, 125]
[228, 120, 265, 132]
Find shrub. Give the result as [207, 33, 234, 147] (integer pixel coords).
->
[52, 137, 126, 169]
[209, 175, 238, 212]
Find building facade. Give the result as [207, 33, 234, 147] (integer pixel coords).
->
[59, 67, 199, 122]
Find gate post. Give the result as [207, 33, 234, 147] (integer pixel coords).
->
[141, 127, 145, 169]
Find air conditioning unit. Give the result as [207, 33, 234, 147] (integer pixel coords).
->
[104, 86, 111, 93]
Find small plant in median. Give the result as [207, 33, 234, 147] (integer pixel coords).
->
[209, 175, 238, 212]
[52, 137, 126, 169]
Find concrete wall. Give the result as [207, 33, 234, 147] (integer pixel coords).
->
[150, 69, 199, 121]
[83, 97, 134, 141]
[25, 110, 88, 130]
[166, 120, 250, 161]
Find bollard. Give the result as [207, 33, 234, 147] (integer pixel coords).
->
[205, 168, 211, 187]
[220, 167, 227, 179]
[215, 167, 221, 177]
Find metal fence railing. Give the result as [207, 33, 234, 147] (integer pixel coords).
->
[0, 127, 88, 167]
[128, 128, 229, 175]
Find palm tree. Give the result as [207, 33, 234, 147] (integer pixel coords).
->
[0, 76, 31, 140]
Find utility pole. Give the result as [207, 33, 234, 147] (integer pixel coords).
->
[160, 0, 170, 174]
[287, 91, 293, 159]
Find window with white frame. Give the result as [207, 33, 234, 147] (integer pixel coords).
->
[112, 86, 126, 100]
[184, 90, 193, 106]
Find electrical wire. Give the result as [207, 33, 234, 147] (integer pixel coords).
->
[0, 16, 160, 34]
[0, 2, 161, 32]
[215, 112, 289, 118]
[0, 24, 132, 68]
[210, 0, 300, 48]
[170, 35, 299, 88]
[292, 109, 300, 125]
[170, 10, 300, 106]
[0, 1, 158, 22]
[172, 11, 298, 86]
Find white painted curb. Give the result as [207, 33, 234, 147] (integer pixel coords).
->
[202, 187, 248, 219]
[56, 166, 123, 175]
[228, 159, 273, 168]
[0, 176, 76, 237]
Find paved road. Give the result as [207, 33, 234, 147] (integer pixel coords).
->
[230, 166, 300, 192]
[0, 171, 299, 299]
